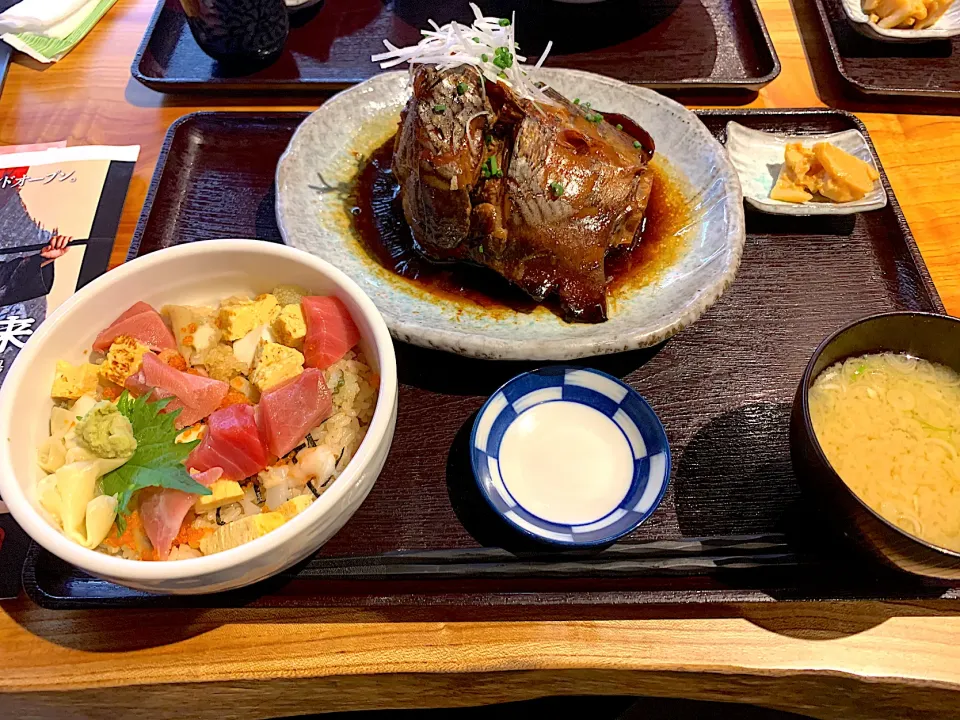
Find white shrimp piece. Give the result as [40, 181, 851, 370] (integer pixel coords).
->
[295, 446, 336, 485]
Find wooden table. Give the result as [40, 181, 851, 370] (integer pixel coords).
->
[2, 2, 960, 718]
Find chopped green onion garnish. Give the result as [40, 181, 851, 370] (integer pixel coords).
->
[492, 46, 514, 70]
[586, 112, 603, 123]
[573, 98, 580, 105]
[433, 104, 446, 113]
[457, 82, 467, 95]
[481, 156, 503, 179]
[485, 134, 493, 145]
[481, 53, 489, 62]
[633, 140, 642, 149]
[583, 101, 591, 108]
[616, 123, 623, 131]
[549, 181, 564, 197]
[478, 245, 484, 253]
[499, 18, 511, 26]
[473, 37, 480, 42]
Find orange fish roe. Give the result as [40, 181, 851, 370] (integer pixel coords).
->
[101, 384, 122, 401]
[218, 389, 251, 409]
[103, 510, 144, 555]
[158, 348, 188, 371]
[173, 510, 214, 550]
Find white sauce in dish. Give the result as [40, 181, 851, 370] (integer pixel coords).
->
[498, 401, 633, 525]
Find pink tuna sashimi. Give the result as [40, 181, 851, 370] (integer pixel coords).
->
[258, 368, 332, 458]
[187, 441, 249, 481]
[140, 468, 222, 560]
[191, 467, 223, 487]
[302, 296, 361, 370]
[93, 302, 177, 353]
[187, 404, 268, 481]
[140, 353, 228, 429]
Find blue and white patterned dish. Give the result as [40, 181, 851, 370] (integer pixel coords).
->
[470, 367, 671, 547]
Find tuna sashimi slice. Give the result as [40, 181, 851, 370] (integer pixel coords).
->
[140, 353, 228, 429]
[140, 469, 220, 560]
[302, 296, 360, 370]
[187, 404, 268, 481]
[94, 302, 177, 353]
[258, 368, 332, 458]
[187, 438, 249, 481]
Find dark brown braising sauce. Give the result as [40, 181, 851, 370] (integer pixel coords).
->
[347, 113, 691, 317]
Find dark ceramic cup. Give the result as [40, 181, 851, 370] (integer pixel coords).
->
[790, 311, 960, 580]
[180, 0, 289, 65]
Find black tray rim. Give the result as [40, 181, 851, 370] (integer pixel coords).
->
[810, 0, 960, 98]
[129, 0, 782, 93]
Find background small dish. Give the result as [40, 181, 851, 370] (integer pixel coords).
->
[470, 367, 670, 547]
[725, 121, 887, 216]
[840, 0, 960, 42]
[0, 240, 398, 595]
[791, 311, 960, 580]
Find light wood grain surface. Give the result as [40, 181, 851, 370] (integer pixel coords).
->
[2, 1, 960, 718]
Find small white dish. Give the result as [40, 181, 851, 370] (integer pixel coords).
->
[0, 240, 398, 595]
[725, 121, 887, 216]
[470, 367, 670, 547]
[840, 0, 960, 42]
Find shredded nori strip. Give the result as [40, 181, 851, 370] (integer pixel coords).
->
[307, 479, 322, 498]
[305, 434, 318, 448]
[253, 481, 264, 505]
[337, 448, 345, 465]
[216, 507, 226, 526]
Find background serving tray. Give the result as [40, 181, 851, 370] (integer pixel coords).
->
[131, 0, 780, 94]
[811, 0, 960, 98]
[24, 109, 960, 612]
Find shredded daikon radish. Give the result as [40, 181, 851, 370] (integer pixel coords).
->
[371, 4, 555, 104]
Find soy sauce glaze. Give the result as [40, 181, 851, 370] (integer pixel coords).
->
[348, 115, 691, 315]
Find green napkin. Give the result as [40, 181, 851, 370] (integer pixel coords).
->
[2, 0, 117, 63]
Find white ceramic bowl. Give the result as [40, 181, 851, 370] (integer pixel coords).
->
[0, 240, 398, 595]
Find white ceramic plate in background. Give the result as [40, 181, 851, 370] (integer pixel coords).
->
[725, 121, 887, 216]
[0, 240, 398, 595]
[276, 69, 746, 361]
[840, 0, 960, 42]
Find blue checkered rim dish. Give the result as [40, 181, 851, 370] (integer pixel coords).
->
[469, 366, 671, 546]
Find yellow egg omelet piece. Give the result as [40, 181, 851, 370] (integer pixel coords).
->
[199, 511, 286, 555]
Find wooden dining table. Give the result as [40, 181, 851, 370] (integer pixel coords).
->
[2, 1, 960, 718]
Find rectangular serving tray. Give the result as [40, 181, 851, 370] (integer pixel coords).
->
[811, 0, 960, 98]
[23, 109, 960, 612]
[131, 0, 780, 94]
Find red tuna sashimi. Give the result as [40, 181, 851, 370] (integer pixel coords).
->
[302, 296, 360, 370]
[258, 368, 332, 458]
[140, 469, 221, 560]
[140, 353, 228, 429]
[187, 404, 268, 481]
[93, 302, 177, 353]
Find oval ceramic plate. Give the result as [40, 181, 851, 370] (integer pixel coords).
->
[725, 121, 887, 216]
[841, 0, 960, 41]
[276, 68, 745, 361]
